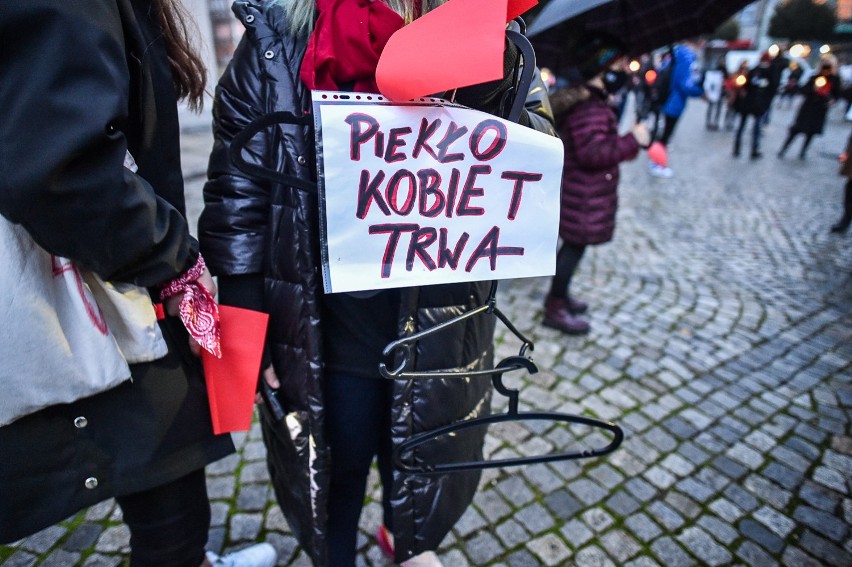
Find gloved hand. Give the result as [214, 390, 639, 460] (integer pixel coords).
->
[453, 39, 519, 116]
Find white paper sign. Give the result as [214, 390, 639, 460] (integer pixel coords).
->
[312, 91, 563, 293]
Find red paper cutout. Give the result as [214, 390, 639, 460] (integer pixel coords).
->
[201, 306, 269, 434]
[377, 0, 538, 101]
[507, 0, 538, 21]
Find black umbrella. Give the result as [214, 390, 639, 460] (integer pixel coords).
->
[528, 0, 754, 69]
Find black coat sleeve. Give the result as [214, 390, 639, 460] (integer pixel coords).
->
[198, 34, 272, 277]
[0, 1, 197, 287]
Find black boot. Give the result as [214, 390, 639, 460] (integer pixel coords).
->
[831, 217, 851, 233]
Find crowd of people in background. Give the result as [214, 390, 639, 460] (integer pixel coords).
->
[538, 38, 852, 335]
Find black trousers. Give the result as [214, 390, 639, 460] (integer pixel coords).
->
[116, 469, 210, 567]
[323, 372, 394, 567]
[659, 114, 680, 146]
[549, 242, 587, 299]
[840, 179, 852, 224]
[779, 130, 815, 158]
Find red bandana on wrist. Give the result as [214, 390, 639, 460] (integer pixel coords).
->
[299, 0, 405, 93]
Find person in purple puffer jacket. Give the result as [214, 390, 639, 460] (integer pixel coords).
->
[543, 35, 650, 335]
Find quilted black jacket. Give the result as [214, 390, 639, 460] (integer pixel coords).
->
[199, 2, 555, 563]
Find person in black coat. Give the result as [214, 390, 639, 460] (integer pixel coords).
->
[0, 2, 274, 566]
[778, 55, 842, 159]
[733, 52, 776, 159]
[198, 1, 556, 565]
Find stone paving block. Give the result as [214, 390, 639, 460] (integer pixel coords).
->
[437, 549, 469, 567]
[38, 549, 80, 567]
[739, 518, 785, 554]
[476, 489, 513, 523]
[794, 505, 849, 542]
[712, 455, 749, 481]
[581, 507, 614, 533]
[239, 461, 271, 484]
[82, 555, 122, 567]
[599, 529, 641, 563]
[236, 483, 270, 511]
[661, 453, 696, 477]
[206, 527, 226, 555]
[94, 526, 130, 554]
[494, 519, 530, 549]
[727, 442, 764, 469]
[743, 474, 791, 509]
[19, 526, 66, 555]
[794, 422, 827, 444]
[573, 545, 616, 567]
[650, 536, 696, 567]
[466, 532, 504, 565]
[695, 514, 738, 546]
[567, 478, 609, 506]
[61, 523, 103, 552]
[521, 465, 564, 494]
[514, 503, 556, 536]
[644, 465, 677, 490]
[780, 547, 824, 567]
[608, 449, 647, 478]
[813, 465, 849, 494]
[798, 530, 852, 566]
[542, 490, 582, 522]
[586, 463, 623, 490]
[206, 475, 237, 499]
[206, 453, 240, 475]
[736, 540, 779, 567]
[753, 505, 796, 539]
[229, 513, 262, 541]
[677, 526, 732, 566]
[264, 505, 291, 533]
[505, 549, 540, 567]
[823, 449, 852, 475]
[518, 436, 555, 458]
[624, 557, 663, 567]
[799, 481, 842, 512]
[604, 490, 641, 516]
[560, 518, 594, 549]
[495, 475, 535, 507]
[526, 533, 572, 566]
[675, 477, 715, 503]
[623, 513, 662, 543]
[664, 491, 702, 520]
[647, 500, 685, 531]
[708, 498, 745, 522]
[454, 506, 488, 538]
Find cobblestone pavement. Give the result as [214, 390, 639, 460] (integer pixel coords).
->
[2, 99, 850, 567]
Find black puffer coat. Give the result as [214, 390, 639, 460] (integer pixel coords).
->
[199, 2, 555, 563]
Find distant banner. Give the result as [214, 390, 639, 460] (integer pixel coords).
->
[313, 91, 563, 293]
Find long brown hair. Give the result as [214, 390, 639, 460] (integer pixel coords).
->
[154, 0, 207, 111]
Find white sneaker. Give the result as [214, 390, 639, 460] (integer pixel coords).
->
[205, 543, 277, 567]
[401, 550, 444, 567]
[648, 163, 674, 178]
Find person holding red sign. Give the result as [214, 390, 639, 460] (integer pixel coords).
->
[199, 1, 556, 565]
[543, 34, 649, 335]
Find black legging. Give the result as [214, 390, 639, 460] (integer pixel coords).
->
[779, 130, 815, 158]
[116, 469, 210, 567]
[549, 242, 587, 299]
[658, 114, 680, 146]
[324, 372, 394, 567]
[840, 179, 852, 225]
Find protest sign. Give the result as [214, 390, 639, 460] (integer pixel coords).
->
[313, 91, 563, 293]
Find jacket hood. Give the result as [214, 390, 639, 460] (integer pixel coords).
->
[549, 84, 591, 123]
